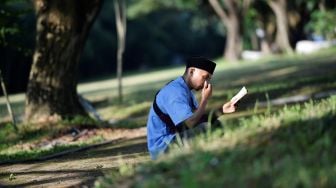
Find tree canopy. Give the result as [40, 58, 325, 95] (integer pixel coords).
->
[0, 0, 335, 96]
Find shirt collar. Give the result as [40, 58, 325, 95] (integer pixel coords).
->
[178, 76, 191, 91]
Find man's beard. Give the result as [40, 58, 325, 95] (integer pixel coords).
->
[195, 85, 203, 91]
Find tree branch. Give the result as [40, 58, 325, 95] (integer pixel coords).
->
[209, 0, 228, 23]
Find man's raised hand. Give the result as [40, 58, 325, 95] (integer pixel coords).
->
[201, 80, 212, 102]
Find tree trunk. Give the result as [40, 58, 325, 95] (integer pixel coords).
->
[261, 38, 271, 54]
[114, 0, 127, 103]
[224, 17, 242, 61]
[268, 0, 293, 54]
[209, 0, 243, 62]
[250, 32, 258, 50]
[25, 0, 102, 123]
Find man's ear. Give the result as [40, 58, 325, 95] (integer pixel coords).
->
[189, 68, 195, 75]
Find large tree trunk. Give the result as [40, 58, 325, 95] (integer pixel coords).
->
[268, 0, 293, 54]
[224, 16, 242, 61]
[209, 0, 245, 62]
[25, 0, 102, 123]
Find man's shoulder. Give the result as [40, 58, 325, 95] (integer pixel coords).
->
[160, 78, 186, 96]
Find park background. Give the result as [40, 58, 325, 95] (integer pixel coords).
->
[0, 0, 336, 187]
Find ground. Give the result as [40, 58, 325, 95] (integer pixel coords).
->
[0, 127, 148, 187]
[1, 49, 336, 187]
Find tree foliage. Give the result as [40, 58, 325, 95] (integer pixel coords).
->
[0, 0, 34, 95]
[1, 0, 336, 96]
[306, 10, 336, 40]
[80, 0, 224, 80]
[127, 0, 199, 19]
[0, 0, 33, 52]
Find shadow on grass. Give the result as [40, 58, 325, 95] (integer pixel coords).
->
[91, 88, 158, 109]
[97, 58, 336, 127]
[0, 168, 110, 188]
[0, 122, 90, 152]
[56, 136, 148, 162]
[99, 60, 335, 121]
[211, 70, 336, 112]
[208, 113, 336, 186]
[213, 54, 336, 88]
[0, 123, 51, 152]
[129, 112, 336, 187]
[0, 136, 149, 187]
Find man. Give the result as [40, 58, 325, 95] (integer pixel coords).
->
[146, 57, 236, 159]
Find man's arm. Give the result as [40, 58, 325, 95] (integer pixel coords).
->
[185, 100, 236, 128]
[183, 81, 211, 129]
[184, 97, 208, 128]
[182, 82, 236, 129]
[212, 101, 236, 118]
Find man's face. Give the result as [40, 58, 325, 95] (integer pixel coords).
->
[189, 68, 212, 91]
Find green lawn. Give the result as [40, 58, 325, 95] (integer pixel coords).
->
[93, 48, 336, 187]
[96, 96, 336, 187]
[0, 117, 104, 163]
[0, 48, 335, 179]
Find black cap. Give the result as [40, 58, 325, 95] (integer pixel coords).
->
[186, 57, 216, 74]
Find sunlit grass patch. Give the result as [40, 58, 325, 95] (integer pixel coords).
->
[95, 96, 336, 187]
[0, 116, 106, 163]
[0, 49, 336, 167]
[114, 117, 148, 129]
[0, 101, 24, 122]
[0, 136, 104, 163]
[99, 101, 151, 120]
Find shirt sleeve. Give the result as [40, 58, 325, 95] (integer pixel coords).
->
[164, 91, 194, 125]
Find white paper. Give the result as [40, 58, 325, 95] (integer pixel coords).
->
[230, 86, 247, 104]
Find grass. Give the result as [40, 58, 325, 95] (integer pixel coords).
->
[1, 47, 336, 120]
[95, 96, 336, 188]
[0, 47, 336, 179]
[93, 48, 336, 187]
[0, 139, 102, 163]
[0, 116, 104, 163]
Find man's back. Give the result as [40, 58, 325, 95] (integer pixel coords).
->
[146, 76, 198, 159]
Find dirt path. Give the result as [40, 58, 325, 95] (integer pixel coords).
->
[0, 135, 149, 187]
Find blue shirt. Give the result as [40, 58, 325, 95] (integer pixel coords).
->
[147, 76, 198, 159]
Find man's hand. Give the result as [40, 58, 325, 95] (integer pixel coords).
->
[201, 80, 212, 102]
[222, 101, 236, 114]
[185, 81, 211, 129]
